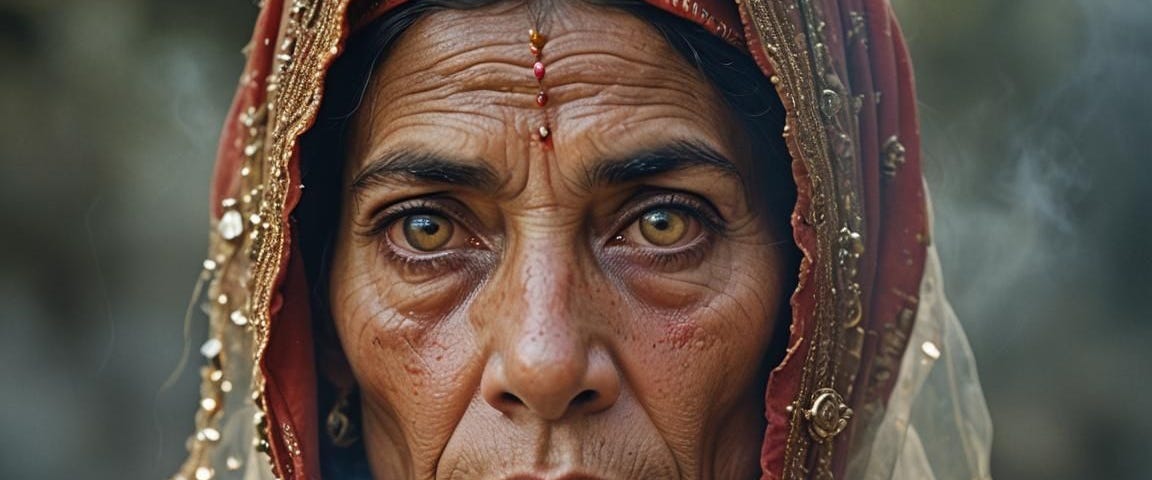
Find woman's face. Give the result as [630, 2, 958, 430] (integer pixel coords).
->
[329, 3, 787, 479]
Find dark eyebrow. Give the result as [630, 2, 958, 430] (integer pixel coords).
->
[350, 151, 500, 196]
[587, 140, 740, 187]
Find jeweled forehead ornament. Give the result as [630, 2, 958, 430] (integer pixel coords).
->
[529, 28, 551, 143]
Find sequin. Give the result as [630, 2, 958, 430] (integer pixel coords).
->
[921, 341, 941, 360]
[218, 210, 244, 240]
[226, 456, 242, 471]
[200, 338, 223, 359]
[202, 259, 217, 271]
[194, 466, 214, 480]
[201, 428, 221, 442]
[230, 310, 249, 327]
[201, 397, 218, 412]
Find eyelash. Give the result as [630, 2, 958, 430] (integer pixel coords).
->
[614, 192, 726, 237]
[362, 192, 726, 274]
[363, 199, 447, 238]
[607, 192, 725, 268]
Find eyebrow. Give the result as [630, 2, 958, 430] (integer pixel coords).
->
[587, 140, 740, 187]
[350, 151, 501, 196]
[349, 140, 740, 196]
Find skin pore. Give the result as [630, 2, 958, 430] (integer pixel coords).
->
[327, 2, 788, 478]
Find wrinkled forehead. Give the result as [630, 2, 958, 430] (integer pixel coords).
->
[345, 2, 746, 181]
[360, 2, 714, 110]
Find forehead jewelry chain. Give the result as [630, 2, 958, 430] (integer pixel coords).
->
[529, 27, 551, 144]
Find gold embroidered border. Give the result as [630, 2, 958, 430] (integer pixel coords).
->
[742, 0, 868, 478]
[248, 0, 351, 474]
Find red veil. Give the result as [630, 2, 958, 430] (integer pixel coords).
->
[179, 1, 990, 478]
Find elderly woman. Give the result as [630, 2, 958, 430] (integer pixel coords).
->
[178, 0, 991, 479]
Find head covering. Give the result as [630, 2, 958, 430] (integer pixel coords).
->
[176, 1, 991, 479]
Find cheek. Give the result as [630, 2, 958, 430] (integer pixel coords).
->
[614, 235, 782, 439]
[329, 231, 485, 461]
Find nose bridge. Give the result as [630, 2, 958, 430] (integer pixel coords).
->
[515, 231, 577, 332]
[479, 229, 619, 420]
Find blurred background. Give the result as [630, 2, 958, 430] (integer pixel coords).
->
[0, 0, 1147, 478]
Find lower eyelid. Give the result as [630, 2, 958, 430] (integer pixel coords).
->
[379, 243, 489, 280]
[604, 231, 713, 269]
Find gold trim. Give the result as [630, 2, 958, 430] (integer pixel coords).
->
[245, 0, 349, 474]
[743, 0, 868, 477]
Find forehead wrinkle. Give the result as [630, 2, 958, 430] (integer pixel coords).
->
[535, 40, 718, 116]
[354, 2, 740, 193]
[545, 67, 705, 109]
[372, 3, 709, 117]
[553, 82, 719, 126]
[374, 52, 530, 97]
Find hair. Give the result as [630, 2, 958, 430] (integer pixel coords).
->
[295, 1, 797, 474]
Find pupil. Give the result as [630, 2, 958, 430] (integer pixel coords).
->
[648, 211, 670, 230]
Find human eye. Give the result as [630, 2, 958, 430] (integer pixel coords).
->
[363, 199, 488, 276]
[607, 192, 725, 269]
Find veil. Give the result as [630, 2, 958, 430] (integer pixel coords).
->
[174, 1, 992, 478]
[848, 194, 992, 479]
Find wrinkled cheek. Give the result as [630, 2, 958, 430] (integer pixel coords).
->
[624, 272, 710, 311]
[619, 287, 775, 459]
[348, 249, 482, 323]
[351, 315, 483, 473]
[331, 261, 483, 471]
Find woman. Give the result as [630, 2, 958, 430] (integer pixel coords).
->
[177, 0, 991, 478]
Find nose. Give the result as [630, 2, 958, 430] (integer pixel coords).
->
[481, 337, 620, 420]
[478, 245, 621, 421]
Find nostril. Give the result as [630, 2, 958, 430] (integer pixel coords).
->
[571, 389, 598, 407]
[500, 392, 523, 406]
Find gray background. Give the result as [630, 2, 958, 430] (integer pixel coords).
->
[0, 0, 1148, 478]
